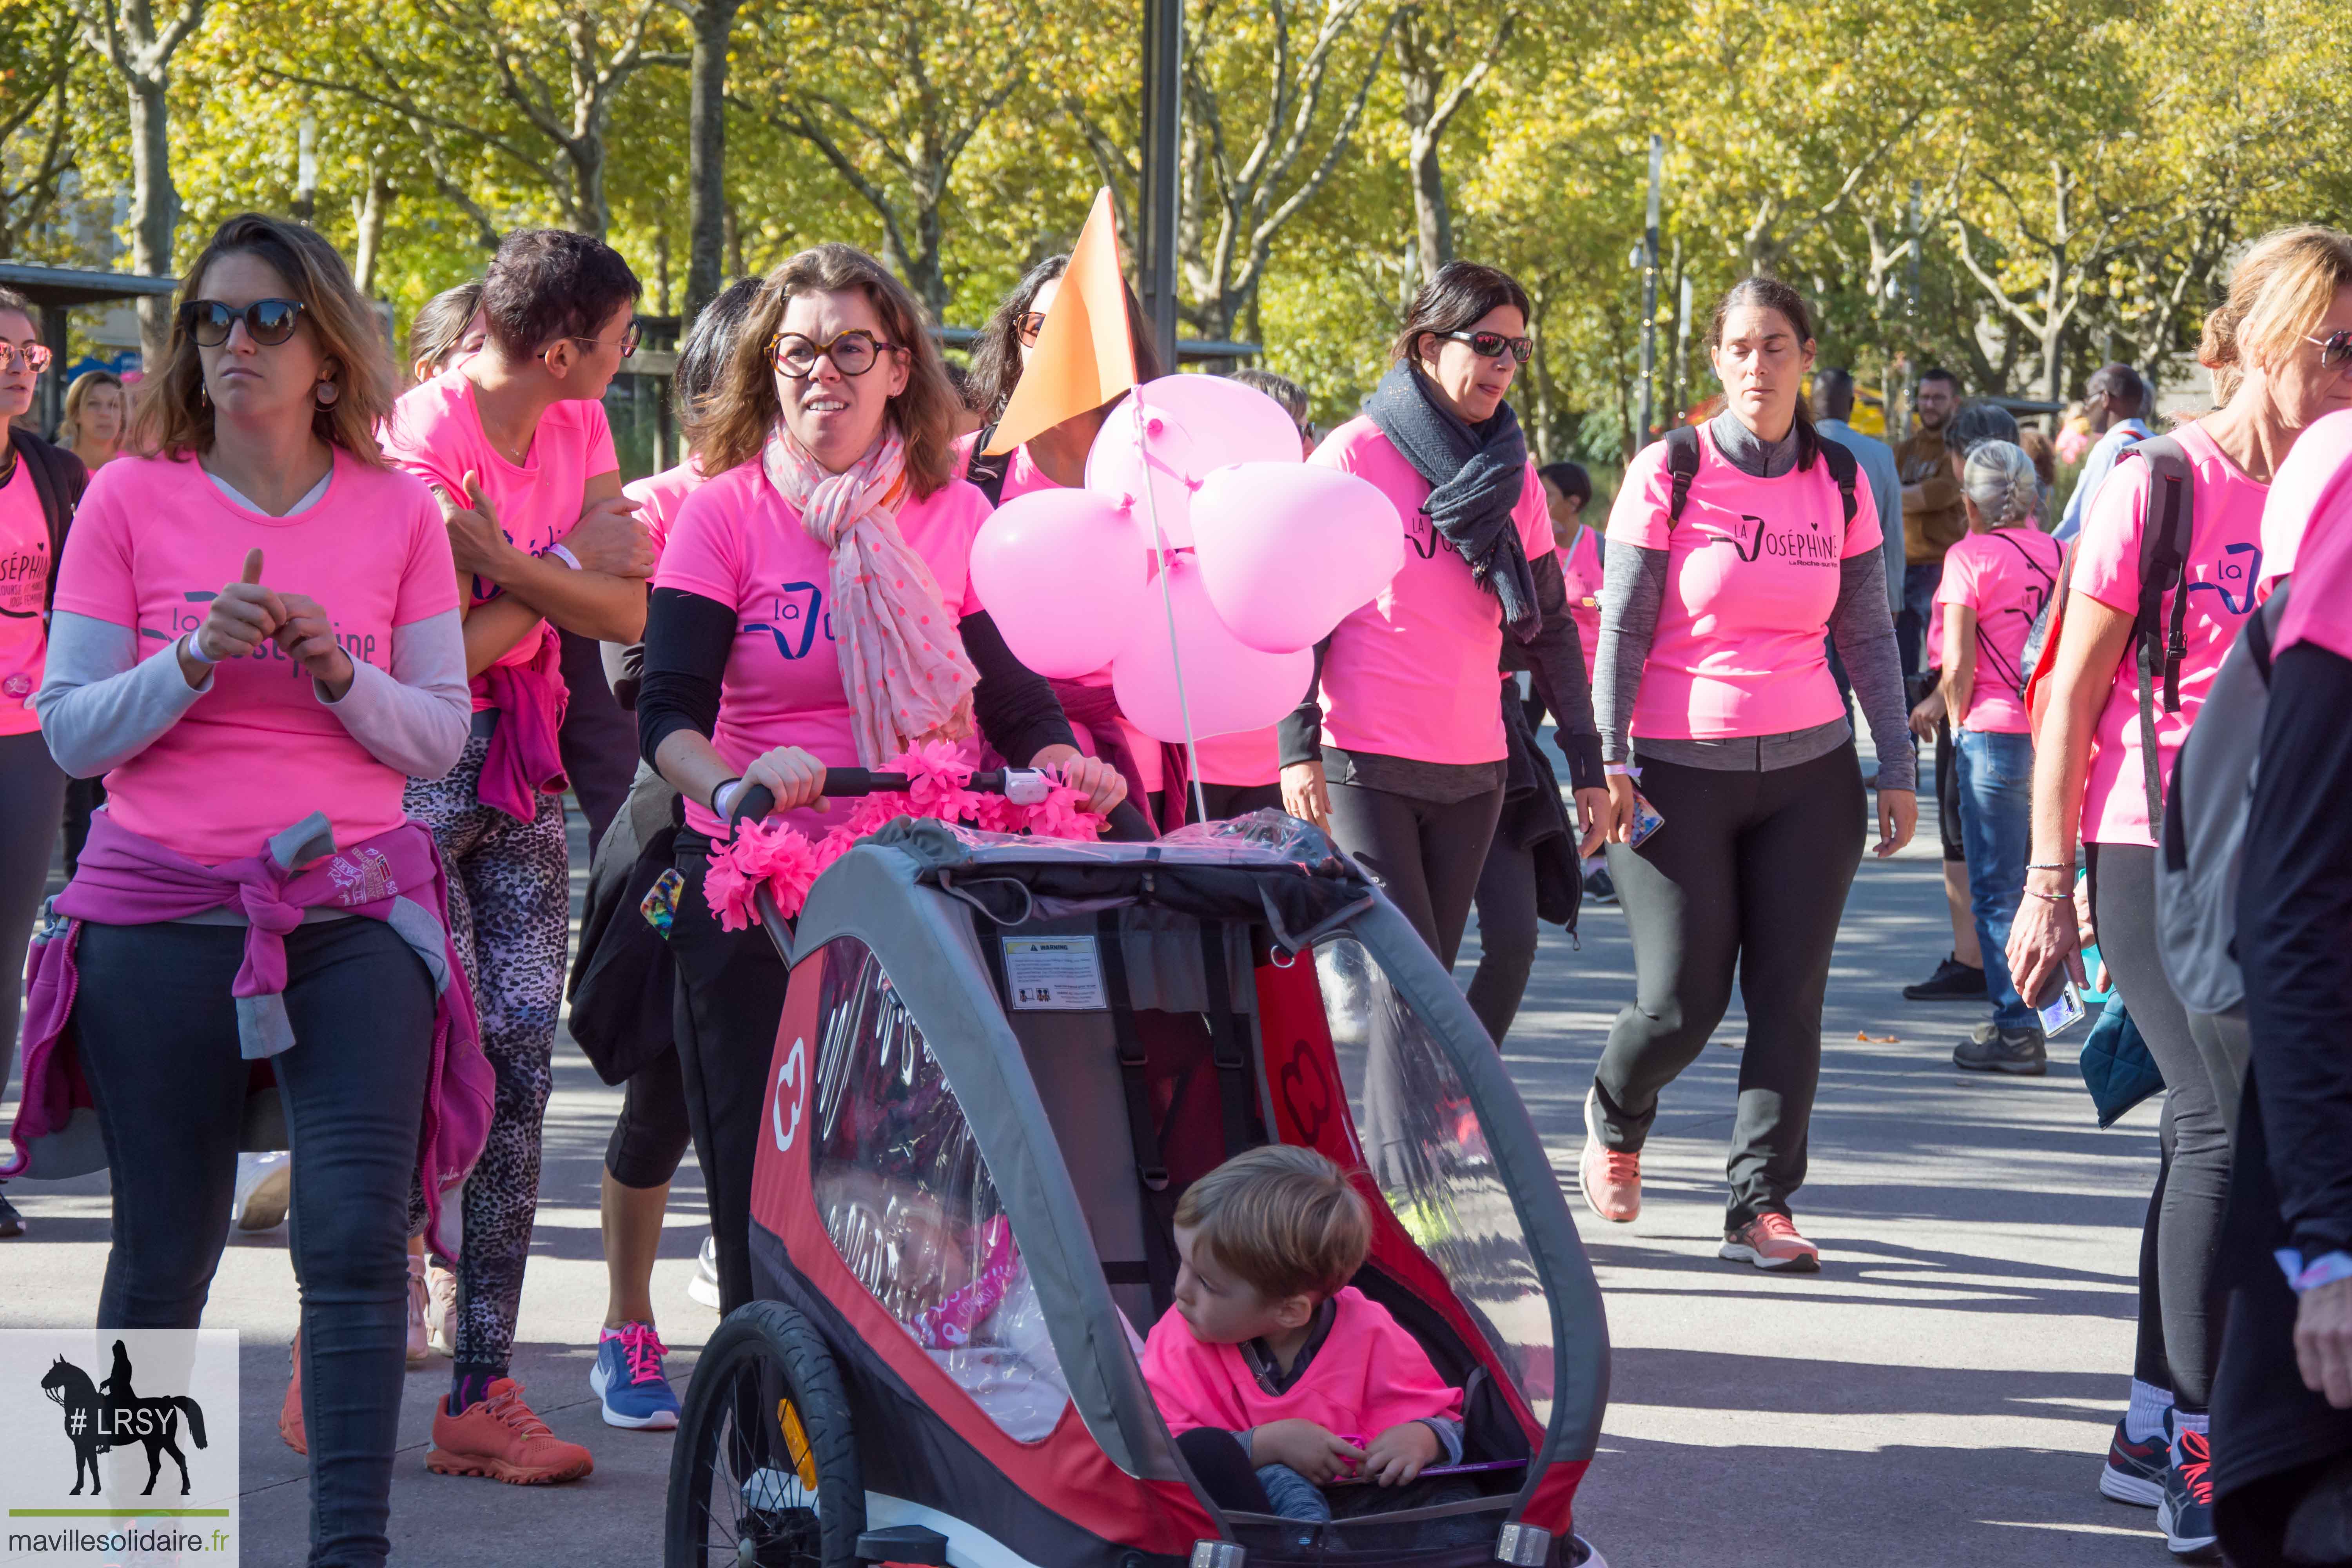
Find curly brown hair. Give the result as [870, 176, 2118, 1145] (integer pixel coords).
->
[128, 213, 396, 465]
[693, 244, 958, 497]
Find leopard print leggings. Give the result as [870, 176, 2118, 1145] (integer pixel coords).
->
[404, 733, 570, 1372]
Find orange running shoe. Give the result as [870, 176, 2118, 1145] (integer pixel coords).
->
[279, 1337, 306, 1455]
[427, 1378, 593, 1485]
[1720, 1212, 1821, 1272]
[1577, 1089, 1641, 1223]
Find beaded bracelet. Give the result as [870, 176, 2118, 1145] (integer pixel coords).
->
[2024, 888, 2071, 903]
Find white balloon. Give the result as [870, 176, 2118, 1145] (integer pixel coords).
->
[1189, 463, 1406, 653]
[1110, 557, 1316, 744]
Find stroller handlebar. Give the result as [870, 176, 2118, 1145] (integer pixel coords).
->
[726, 767, 1054, 830]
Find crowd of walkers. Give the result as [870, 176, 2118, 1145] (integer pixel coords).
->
[0, 203, 2347, 1568]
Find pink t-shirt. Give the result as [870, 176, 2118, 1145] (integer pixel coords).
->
[2073, 420, 2267, 846]
[377, 369, 618, 707]
[1556, 524, 1602, 681]
[1606, 425, 1883, 742]
[624, 457, 711, 566]
[1192, 726, 1280, 788]
[1308, 417, 1549, 766]
[51, 452, 458, 865]
[1935, 527, 2063, 734]
[655, 462, 990, 838]
[0, 459, 50, 735]
[2277, 475, 2352, 662]
[1140, 1286, 1463, 1440]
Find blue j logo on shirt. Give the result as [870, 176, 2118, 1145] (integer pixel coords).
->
[1693, 512, 1838, 566]
[2184, 541, 2262, 618]
[743, 580, 833, 660]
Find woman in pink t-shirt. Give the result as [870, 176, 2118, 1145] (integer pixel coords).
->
[1580, 277, 1915, 1274]
[958, 256, 1187, 821]
[30, 214, 470, 1563]
[1926, 441, 2062, 1064]
[637, 243, 1123, 1316]
[1280, 263, 1607, 974]
[2007, 227, 2352, 1531]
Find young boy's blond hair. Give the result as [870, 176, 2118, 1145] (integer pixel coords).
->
[1174, 1145, 1372, 1302]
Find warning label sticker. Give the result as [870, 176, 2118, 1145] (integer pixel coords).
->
[1002, 936, 1108, 1011]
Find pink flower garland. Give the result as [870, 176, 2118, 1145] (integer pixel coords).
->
[703, 743, 1106, 932]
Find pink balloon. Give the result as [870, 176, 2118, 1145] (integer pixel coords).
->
[1189, 463, 1406, 653]
[969, 488, 1151, 679]
[1085, 376, 1304, 549]
[1110, 557, 1315, 743]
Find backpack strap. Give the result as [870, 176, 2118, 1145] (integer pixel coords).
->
[2245, 581, 2289, 686]
[965, 423, 1011, 508]
[1663, 425, 1702, 525]
[2126, 435, 2194, 828]
[1814, 432, 1860, 528]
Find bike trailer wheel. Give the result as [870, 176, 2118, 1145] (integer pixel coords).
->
[666, 1300, 864, 1568]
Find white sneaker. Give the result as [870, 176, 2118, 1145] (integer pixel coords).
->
[231, 1152, 292, 1232]
[688, 1236, 722, 1310]
[426, 1264, 458, 1359]
[405, 1254, 431, 1368]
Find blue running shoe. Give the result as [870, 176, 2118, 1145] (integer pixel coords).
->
[2157, 1413, 2219, 1560]
[589, 1321, 680, 1430]
[2098, 1416, 2164, 1507]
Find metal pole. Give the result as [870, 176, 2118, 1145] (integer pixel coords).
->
[294, 114, 318, 225]
[1636, 133, 1662, 450]
[1139, 0, 1182, 372]
[1899, 178, 1921, 441]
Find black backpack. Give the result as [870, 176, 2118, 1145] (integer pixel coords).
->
[2020, 435, 2195, 828]
[965, 423, 1011, 506]
[1662, 423, 1859, 529]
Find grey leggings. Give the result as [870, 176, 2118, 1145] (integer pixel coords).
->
[1591, 744, 1866, 1229]
[0, 730, 67, 1061]
[1323, 779, 1504, 968]
[2091, 841, 2233, 1413]
[74, 918, 432, 1568]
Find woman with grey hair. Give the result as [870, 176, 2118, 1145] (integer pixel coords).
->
[1931, 439, 2063, 1074]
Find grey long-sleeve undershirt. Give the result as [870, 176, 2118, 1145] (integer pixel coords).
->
[34, 608, 472, 782]
[1593, 514, 1915, 792]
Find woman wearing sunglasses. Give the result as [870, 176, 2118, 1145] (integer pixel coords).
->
[962, 256, 1185, 823]
[637, 242, 1122, 1314]
[1281, 261, 1608, 974]
[0, 289, 86, 1241]
[2007, 224, 2352, 1558]
[376, 228, 651, 1485]
[1578, 276, 1915, 1274]
[25, 214, 472, 1566]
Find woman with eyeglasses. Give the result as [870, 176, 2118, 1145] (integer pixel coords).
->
[24, 213, 471, 1566]
[1281, 261, 1608, 975]
[1578, 276, 1914, 1274]
[962, 257, 1183, 823]
[2007, 225, 2352, 1556]
[375, 228, 652, 1486]
[0, 287, 86, 1242]
[637, 242, 1123, 1314]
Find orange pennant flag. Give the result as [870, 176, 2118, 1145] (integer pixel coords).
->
[983, 189, 1140, 456]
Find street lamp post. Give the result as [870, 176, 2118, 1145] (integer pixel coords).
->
[1635, 133, 1662, 450]
[1139, 0, 1182, 372]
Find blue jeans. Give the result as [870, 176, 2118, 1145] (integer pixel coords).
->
[1954, 727, 2035, 1029]
[1899, 563, 1944, 676]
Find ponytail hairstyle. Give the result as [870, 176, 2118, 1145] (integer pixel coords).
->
[2199, 225, 2352, 405]
[1961, 440, 2041, 530]
[1704, 274, 1826, 468]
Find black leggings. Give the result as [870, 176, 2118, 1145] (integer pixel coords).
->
[1196, 782, 1283, 821]
[1592, 744, 1866, 1229]
[604, 1044, 693, 1191]
[668, 832, 789, 1317]
[2092, 841, 2229, 1412]
[1323, 779, 1504, 968]
[74, 918, 432, 1568]
[1467, 832, 1538, 1045]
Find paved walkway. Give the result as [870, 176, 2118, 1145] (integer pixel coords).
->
[1, 784, 2169, 1566]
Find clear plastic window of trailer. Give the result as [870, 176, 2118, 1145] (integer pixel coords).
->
[807, 935, 1072, 1442]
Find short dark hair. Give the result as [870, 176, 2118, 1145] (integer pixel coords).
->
[2086, 362, 2147, 419]
[1537, 461, 1591, 506]
[674, 276, 762, 424]
[481, 229, 641, 359]
[1813, 367, 1857, 421]
[1225, 367, 1308, 425]
[1919, 366, 1960, 390]
[1948, 399, 2021, 458]
[1393, 261, 1532, 367]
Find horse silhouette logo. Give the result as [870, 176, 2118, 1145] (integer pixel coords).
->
[38, 1339, 209, 1496]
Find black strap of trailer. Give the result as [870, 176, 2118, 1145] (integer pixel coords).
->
[1199, 922, 1263, 1157]
[1100, 910, 1181, 1310]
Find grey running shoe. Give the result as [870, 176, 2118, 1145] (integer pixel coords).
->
[1954, 1025, 2047, 1076]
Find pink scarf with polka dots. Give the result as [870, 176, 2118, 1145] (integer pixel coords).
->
[764, 423, 978, 766]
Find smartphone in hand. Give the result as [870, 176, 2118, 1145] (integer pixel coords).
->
[1628, 791, 1666, 849]
[2036, 980, 2087, 1036]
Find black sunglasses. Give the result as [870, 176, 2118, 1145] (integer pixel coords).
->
[1016, 312, 1048, 347]
[2308, 330, 2352, 369]
[181, 299, 305, 348]
[1436, 328, 1534, 366]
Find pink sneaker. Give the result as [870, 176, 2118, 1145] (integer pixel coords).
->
[1720, 1212, 1820, 1272]
[1577, 1089, 1641, 1223]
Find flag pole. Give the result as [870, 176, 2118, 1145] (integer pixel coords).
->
[1129, 392, 1208, 825]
